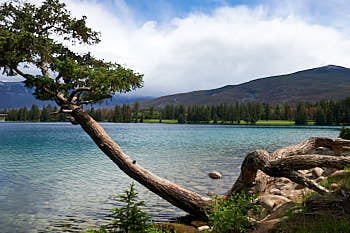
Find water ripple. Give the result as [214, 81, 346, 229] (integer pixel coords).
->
[0, 122, 340, 232]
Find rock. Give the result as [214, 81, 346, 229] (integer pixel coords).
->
[286, 190, 303, 202]
[270, 188, 282, 195]
[258, 195, 291, 211]
[312, 167, 324, 178]
[208, 171, 222, 179]
[330, 183, 339, 190]
[157, 223, 198, 233]
[198, 225, 210, 231]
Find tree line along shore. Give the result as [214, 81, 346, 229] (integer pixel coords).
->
[3, 96, 350, 126]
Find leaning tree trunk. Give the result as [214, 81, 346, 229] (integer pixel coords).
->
[71, 106, 350, 217]
[71, 107, 210, 217]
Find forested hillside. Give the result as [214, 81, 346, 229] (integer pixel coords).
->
[140, 65, 350, 108]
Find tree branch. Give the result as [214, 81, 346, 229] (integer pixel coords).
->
[55, 74, 62, 84]
[287, 170, 329, 194]
[225, 138, 350, 198]
[13, 67, 33, 79]
[76, 94, 112, 106]
[68, 87, 91, 102]
[272, 137, 350, 158]
[76, 100, 94, 106]
[40, 61, 50, 78]
[56, 92, 68, 104]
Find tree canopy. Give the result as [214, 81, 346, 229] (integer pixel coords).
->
[0, 0, 143, 112]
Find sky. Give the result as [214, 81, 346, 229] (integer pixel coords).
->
[2, 0, 350, 97]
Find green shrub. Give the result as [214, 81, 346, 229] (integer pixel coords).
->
[84, 183, 164, 233]
[205, 192, 261, 233]
[107, 182, 151, 232]
[339, 127, 350, 139]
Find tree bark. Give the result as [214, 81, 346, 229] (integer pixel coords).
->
[70, 106, 350, 217]
[225, 137, 350, 198]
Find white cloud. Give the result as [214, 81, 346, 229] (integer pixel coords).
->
[2, 0, 350, 97]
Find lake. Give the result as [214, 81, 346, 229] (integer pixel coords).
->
[0, 122, 340, 232]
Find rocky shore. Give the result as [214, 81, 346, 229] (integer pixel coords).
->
[158, 165, 350, 233]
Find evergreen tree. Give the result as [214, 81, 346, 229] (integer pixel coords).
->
[139, 113, 144, 123]
[28, 104, 40, 121]
[113, 105, 122, 122]
[263, 103, 270, 120]
[133, 102, 139, 123]
[178, 113, 185, 124]
[283, 103, 291, 121]
[295, 103, 308, 125]
[315, 109, 326, 125]
[149, 107, 154, 119]
[19, 107, 28, 121]
[234, 102, 241, 124]
[213, 112, 218, 124]
[274, 105, 281, 120]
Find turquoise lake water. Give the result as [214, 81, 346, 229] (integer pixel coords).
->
[0, 122, 340, 232]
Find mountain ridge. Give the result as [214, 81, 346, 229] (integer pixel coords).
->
[2, 65, 350, 109]
[0, 81, 153, 109]
[139, 65, 350, 108]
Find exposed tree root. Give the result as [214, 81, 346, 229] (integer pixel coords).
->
[226, 137, 350, 198]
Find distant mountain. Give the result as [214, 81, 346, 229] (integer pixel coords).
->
[140, 65, 350, 108]
[0, 81, 153, 109]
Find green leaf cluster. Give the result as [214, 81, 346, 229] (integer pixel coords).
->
[0, 0, 143, 107]
[205, 192, 261, 233]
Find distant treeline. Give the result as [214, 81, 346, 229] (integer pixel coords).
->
[4, 97, 350, 125]
[5, 104, 66, 122]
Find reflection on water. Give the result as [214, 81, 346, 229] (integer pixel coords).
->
[0, 123, 340, 232]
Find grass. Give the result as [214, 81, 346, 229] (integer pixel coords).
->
[142, 119, 178, 124]
[276, 167, 350, 233]
[143, 119, 296, 125]
[255, 120, 295, 125]
[124, 119, 319, 126]
[218, 120, 296, 125]
[0, 117, 4, 121]
[319, 166, 350, 189]
[276, 215, 350, 233]
[319, 176, 343, 189]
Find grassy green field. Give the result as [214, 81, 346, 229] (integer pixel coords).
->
[0, 117, 5, 121]
[255, 120, 295, 125]
[142, 119, 297, 125]
[143, 119, 178, 124]
[217, 120, 296, 125]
